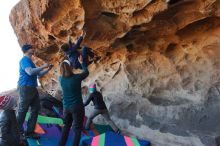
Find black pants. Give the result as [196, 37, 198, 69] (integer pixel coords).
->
[17, 86, 40, 134]
[58, 105, 84, 146]
[85, 109, 118, 132]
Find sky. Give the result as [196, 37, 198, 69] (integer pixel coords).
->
[0, 0, 21, 92]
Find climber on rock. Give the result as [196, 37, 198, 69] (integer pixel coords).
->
[84, 83, 121, 134]
[60, 31, 101, 70]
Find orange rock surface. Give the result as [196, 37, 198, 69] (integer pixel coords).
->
[10, 0, 220, 145]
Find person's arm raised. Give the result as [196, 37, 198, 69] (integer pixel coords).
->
[78, 56, 89, 80]
[69, 35, 84, 52]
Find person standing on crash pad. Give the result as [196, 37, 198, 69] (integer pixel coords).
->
[17, 44, 53, 139]
[58, 56, 89, 146]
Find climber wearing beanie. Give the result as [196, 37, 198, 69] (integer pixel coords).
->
[60, 31, 101, 69]
[17, 44, 53, 139]
[0, 95, 28, 146]
[84, 83, 120, 134]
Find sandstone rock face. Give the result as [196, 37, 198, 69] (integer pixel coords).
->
[10, 0, 220, 145]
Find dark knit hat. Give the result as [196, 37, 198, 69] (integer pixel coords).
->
[22, 44, 33, 53]
[0, 95, 17, 110]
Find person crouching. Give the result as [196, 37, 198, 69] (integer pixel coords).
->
[84, 84, 120, 134]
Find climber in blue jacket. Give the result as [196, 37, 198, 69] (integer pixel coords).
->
[60, 31, 101, 69]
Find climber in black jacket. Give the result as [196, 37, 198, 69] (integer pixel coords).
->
[84, 84, 120, 134]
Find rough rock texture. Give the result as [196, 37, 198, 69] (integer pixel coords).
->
[10, 0, 220, 145]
